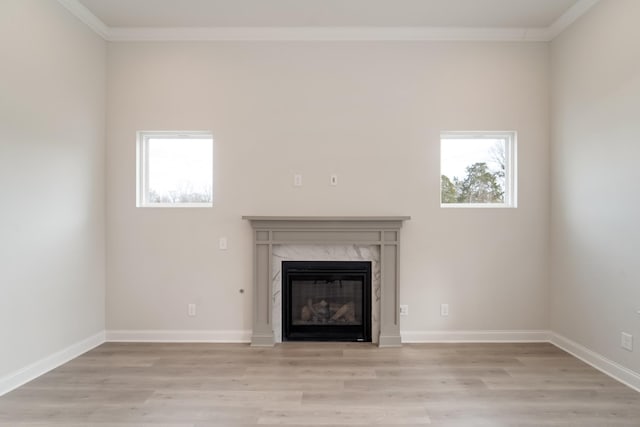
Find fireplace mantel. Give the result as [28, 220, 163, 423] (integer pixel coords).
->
[243, 216, 410, 347]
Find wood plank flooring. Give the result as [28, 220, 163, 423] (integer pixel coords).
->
[1, 342, 639, 426]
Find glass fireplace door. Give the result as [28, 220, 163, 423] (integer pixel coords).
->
[282, 261, 371, 342]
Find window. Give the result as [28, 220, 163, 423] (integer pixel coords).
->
[440, 131, 516, 208]
[137, 131, 213, 207]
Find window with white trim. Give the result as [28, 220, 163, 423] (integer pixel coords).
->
[137, 131, 213, 207]
[440, 131, 516, 208]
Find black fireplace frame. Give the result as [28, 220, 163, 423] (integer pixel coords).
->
[282, 260, 372, 342]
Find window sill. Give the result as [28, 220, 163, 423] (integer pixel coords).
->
[137, 203, 213, 208]
[440, 203, 516, 209]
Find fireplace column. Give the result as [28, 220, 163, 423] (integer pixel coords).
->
[250, 228, 275, 346]
[243, 216, 410, 347]
[379, 231, 402, 347]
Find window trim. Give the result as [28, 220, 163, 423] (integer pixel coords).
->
[440, 131, 517, 209]
[136, 130, 214, 208]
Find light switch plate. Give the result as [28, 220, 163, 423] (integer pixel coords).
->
[622, 332, 633, 351]
[441, 303, 449, 317]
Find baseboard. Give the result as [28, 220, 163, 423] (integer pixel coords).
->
[550, 332, 640, 393]
[0, 331, 105, 397]
[107, 329, 546, 344]
[401, 329, 551, 343]
[106, 329, 251, 343]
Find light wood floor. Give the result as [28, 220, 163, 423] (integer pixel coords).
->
[1, 342, 639, 426]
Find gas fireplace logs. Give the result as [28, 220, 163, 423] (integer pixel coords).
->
[300, 299, 355, 323]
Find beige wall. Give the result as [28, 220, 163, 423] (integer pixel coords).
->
[106, 41, 550, 335]
[0, 0, 106, 378]
[550, 0, 640, 373]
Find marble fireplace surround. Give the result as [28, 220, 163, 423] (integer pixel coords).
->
[242, 216, 410, 347]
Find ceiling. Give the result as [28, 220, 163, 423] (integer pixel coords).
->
[60, 0, 599, 41]
[78, 0, 578, 28]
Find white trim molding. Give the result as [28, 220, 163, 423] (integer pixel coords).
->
[106, 329, 251, 343]
[56, 0, 110, 39]
[107, 26, 550, 42]
[546, 0, 600, 39]
[0, 331, 105, 397]
[110, 329, 549, 344]
[551, 333, 640, 393]
[402, 329, 551, 343]
[57, 0, 600, 42]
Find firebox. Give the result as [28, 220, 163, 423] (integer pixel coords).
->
[282, 261, 372, 342]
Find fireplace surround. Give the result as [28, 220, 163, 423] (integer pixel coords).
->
[272, 244, 379, 343]
[243, 216, 410, 347]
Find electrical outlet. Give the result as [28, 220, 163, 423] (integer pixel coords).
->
[330, 174, 338, 186]
[219, 237, 228, 250]
[293, 174, 303, 187]
[400, 305, 409, 316]
[621, 332, 633, 351]
[188, 304, 196, 317]
[440, 303, 449, 317]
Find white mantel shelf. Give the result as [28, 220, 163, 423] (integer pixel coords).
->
[243, 215, 410, 347]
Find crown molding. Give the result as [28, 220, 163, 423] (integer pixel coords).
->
[546, 0, 600, 39]
[56, 0, 109, 39]
[58, 0, 599, 43]
[107, 26, 552, 42]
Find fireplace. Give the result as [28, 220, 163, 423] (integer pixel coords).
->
[282, 261, 372, 342]
[242, 216, 410, 347]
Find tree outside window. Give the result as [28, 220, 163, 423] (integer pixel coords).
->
[440, 132, 516, 208]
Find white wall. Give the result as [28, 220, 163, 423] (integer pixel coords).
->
[107, 41, 550, 336]
[551, 0, 640, 373]
[0, 0, 106, 382]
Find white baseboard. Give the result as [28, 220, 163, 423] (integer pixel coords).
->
[108, 329, 548, 344]
[0, 331, 105, 397]
[106, 329, 251, 343]
[550, 332, 640, 393]
[401, 329, 551, 343]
